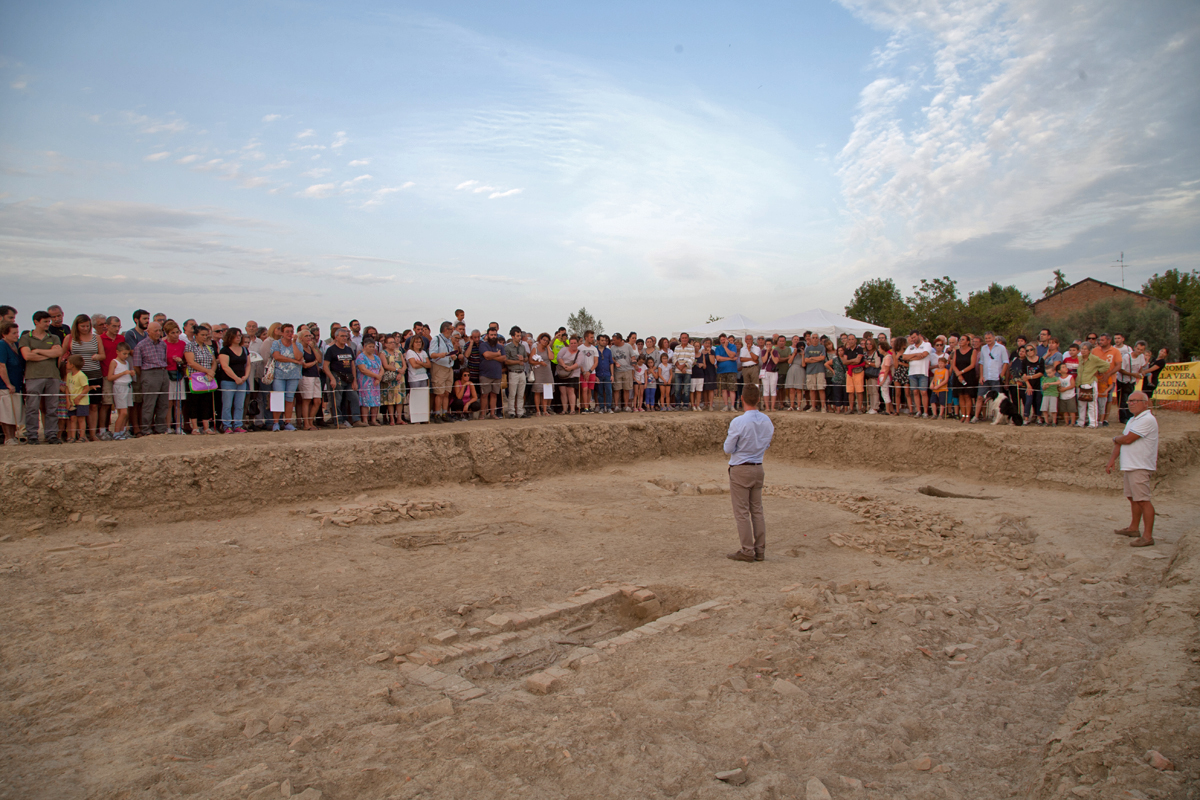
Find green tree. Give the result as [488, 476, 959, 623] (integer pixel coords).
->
[906, 276, 964, 336]
[1142, 269, 1199, 358]
[1042, 269, 1069, 298]
[845, 278, 909, 329]
[962, 282, 1033, 342]
[706, 314, 723, 324]
[566, 307, 604, 338]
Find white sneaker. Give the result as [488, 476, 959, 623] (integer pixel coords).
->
[867, 409, 877, 414]
[624, 407, 632, 412]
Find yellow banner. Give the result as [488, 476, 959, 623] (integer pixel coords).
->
[1152, 361, 1200, 402]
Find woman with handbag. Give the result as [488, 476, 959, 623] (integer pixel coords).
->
[183, 325, 219, 435]
[380, 334, 406, 425]
[297, 328, 323, 430]
[162, 321, 188, 435]
[218, 327, 250, 433]
[1075, 342, 1110, 428]
[356, 337, 384, 426]
[891, 336, 910, 414]
[861, 337, 882, 413]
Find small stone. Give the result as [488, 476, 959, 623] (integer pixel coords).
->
[68, 512, 82, 523]
[281, 778, 292, 796]
[805, 777, 832, 800]
[724, 676, 749, 692]
[268, 713, 289, 733]
[631, 589, 656, 603]
[773, 679, 805, 698]
[839, 776, 863, 790]
[931, 764, 952, 773]
[526, 672, 561, 694]
[799, 621, 813, 631]
[714, 769, 747, 785]
[243, 719, 268, 738]
[810, 631, 828, 643]
[484, 614, 512, 631]
[430, 629, 460, 645]
[248, 783, 281, 800]
[1070, 786, 1092, 798]
[739, 657, 774, 670]
[912, 755, 932, 771]
[1146, 750, 1174, 770]
[288, 735, 312, 753]
[292, 790, 322, 800]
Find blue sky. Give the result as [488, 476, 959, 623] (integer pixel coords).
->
[1, 0, 1197, 335]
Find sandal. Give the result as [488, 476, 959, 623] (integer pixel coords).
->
[190, 429, 203, 436]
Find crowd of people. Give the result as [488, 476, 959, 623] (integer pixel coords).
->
[0, 302, 1172, 445]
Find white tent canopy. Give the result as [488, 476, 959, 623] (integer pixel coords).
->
[673, 313, 761, 340]
[748, 309, 890, 341]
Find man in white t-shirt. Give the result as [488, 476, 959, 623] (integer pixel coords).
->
[902, 331, 936, 418]
[1105, 392, 1158, 547]
[578, 330, 600, 412]
[738, 334, 762, 398]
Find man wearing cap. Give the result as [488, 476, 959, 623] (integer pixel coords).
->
[1106, 391, 1158, 547]
[724, 384, 774, 562]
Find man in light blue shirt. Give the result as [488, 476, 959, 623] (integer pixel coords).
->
[973, 331, 1009, 423]
[723, 384, 775, 562]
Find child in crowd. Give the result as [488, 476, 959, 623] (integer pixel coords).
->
[1055, 362, 1076, 426]
[658, 354, 672, 411]
[1039, 365, 1060, 425]
[633, 355, 647, 411]
[108, 342, 136, 440]
[64, 355, 89, 443]
[931, 356, 950, 419]
[1063, 343, 1080, 375]
[643, 359, 657, 410]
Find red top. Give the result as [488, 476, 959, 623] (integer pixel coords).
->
[100, 333, 122, 381]
[164, 339, 187, 373]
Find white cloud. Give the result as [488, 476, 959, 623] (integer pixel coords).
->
[10, 78, 28, 91]
[358, 182, 414, 208]
[301, 167, 331, 178]
[262, 114, 281, 122]
[488, 188, 522, 199]
[299, 183, 338, 199]
[833, 0, 1200, 287]
[455, 180, 478, 190]
[296, 128, 316, 139]
[341, 174, 372, 187]
[144, 151, 172, 162]
[176, 154, 201, 164]
[261, 160, 291, 171]
[241, 176, 269, 189]
[331, 131, 348, 149]
[471, 185, 497, 194]
[349, 158, 370, 166]
[293, 144, 326, 151]
[123, 111, 188, 135]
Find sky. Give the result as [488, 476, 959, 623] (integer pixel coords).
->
[1, 0, 1197, 336]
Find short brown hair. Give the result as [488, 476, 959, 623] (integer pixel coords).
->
[741, 384, 761, 406]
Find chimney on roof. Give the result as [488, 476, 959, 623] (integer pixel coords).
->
[1169, 294, 1178, 306]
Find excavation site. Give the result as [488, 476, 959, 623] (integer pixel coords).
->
[2, 412, 1198, 800]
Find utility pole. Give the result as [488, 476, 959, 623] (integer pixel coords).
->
[1112, 252, 1128, 288]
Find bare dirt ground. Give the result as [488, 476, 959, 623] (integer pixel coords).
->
[1, 413, 1198, 800]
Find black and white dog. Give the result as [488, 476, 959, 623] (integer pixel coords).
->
[983, 389, 1023, 426]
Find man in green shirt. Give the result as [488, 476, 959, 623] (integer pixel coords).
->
[19, 310, 64, 444]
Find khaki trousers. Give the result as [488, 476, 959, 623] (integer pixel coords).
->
[729, 463, 765, 557]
